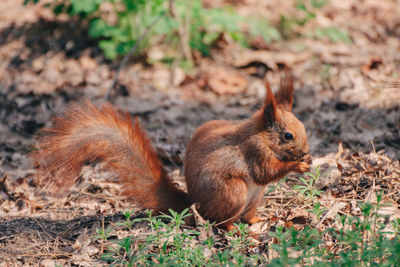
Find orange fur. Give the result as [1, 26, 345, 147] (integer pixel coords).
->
[32, 71, 311, 230]
[32, 102, 190, 212]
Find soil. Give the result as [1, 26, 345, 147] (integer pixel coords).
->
[0, 0, 399, 265]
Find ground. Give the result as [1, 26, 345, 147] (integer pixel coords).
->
[0, 0, 399, 265]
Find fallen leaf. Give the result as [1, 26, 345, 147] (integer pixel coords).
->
[287, 208, 308, 225]
[234, 50, 311, 70]
[207, 68, 247, 95]
[79, 55, 98, 71]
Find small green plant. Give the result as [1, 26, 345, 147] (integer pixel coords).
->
[318, 63, 332, 84]
[391, 218, 400, 236]
[94, 209, 267, 266]
[280, 0, 329, 38]
[293, 166, 322, 200]
[227, 223, 254, 252]
[280, 0, 351, 44]
[25, 0, 280, 61]
[95, 224, 112, 241]
[308, 202, 327, 220]
[115, 209, 141, 230]
[326, 195, 399, 265]
[270, 225, 324, 266]
[227, 223, 262, 265]
[269, 175, 289, 194]
[313, 26, 351, 43]
[159, 208, 191, 230]
[92, 192, 400, 266]
[268, 192, 400, 266]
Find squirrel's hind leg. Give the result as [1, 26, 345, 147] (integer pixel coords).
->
[197, 177, 247, 231]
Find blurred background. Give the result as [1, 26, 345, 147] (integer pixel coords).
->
[0, 0, 399, 176]
[1, 1, 400, 265]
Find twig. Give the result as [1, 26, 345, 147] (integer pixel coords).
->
[169, 0, 176, 17]
[169, 1, 193, 86]
[32, 218, 57, 240]
[103, 12, 166, 102]
[182, 0, 193, 64]
[171, 0, 192, 64]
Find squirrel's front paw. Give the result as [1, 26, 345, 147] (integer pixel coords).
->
[293, 161, 311, 173]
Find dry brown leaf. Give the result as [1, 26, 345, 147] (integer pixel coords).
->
[207, 68, 247, 95]
[362, 55, 383, 74]
[234, 50, 311, 70]
[340, 86, 400, 109]
[153, 67, 171, 90]
[16, 71, 57, 94]
[65, 59, 84, 86]
[286, 208, 308, 228]
[39, 259, 58, 267]
[73, 228, 90, 251]
[79, 55, 98, 71]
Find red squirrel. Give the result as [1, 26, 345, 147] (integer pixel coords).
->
[32, 72, 311, 231]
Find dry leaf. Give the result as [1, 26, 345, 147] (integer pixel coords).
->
[234, 50, 311, 70]
[287, 208, 308, 228]
[79, 55, 98, 71]
[207, 68, 247, 95]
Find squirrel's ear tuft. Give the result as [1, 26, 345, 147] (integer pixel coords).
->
[262, 77, 278, 126]
[275, 69, 294, 111]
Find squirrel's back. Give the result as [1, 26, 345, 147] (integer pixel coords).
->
[32, 102, 191, 212]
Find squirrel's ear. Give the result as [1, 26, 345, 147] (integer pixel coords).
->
[262, 78, 278, 126]
[275, 70, 294, 111]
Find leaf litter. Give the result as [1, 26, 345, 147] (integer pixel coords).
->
[0, 0, 399, 265]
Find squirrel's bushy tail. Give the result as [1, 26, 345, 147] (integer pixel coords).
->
[32, 102, 191, 213]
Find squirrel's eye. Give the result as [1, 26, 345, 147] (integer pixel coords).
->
[284, 132, 294, 140]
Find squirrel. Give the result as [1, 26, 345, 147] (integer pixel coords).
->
[32, 72, 311, 231]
